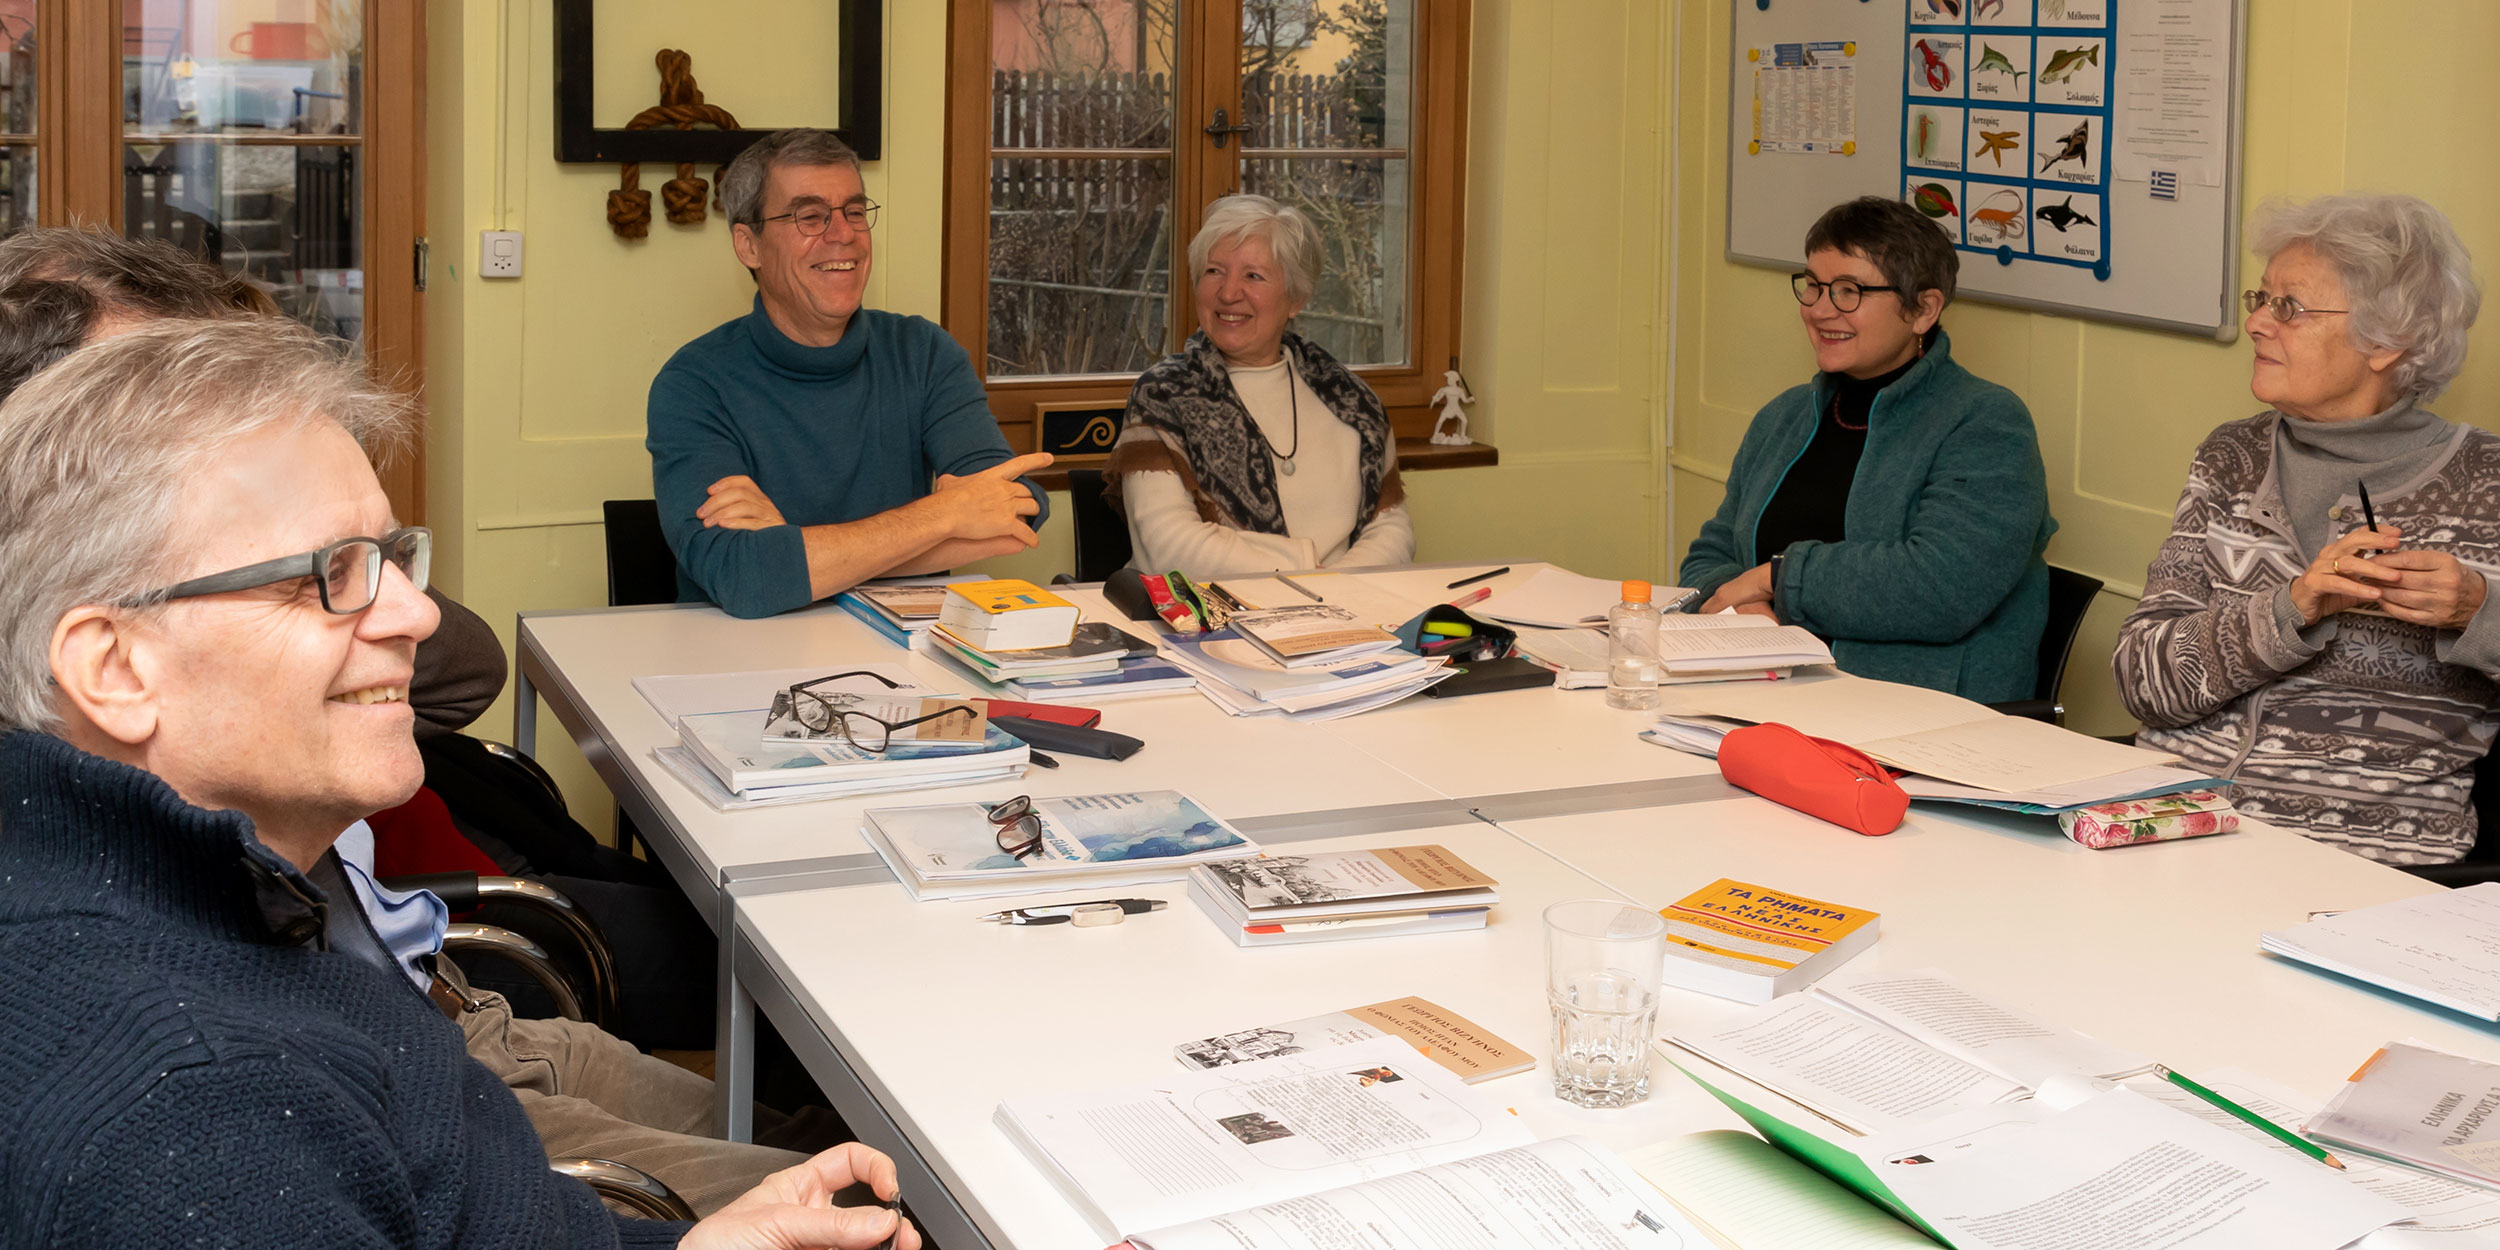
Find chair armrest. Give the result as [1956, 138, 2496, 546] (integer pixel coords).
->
[384, 873, 621, 1029]
[550, 1157, 698, 1221]
[444, 922, 587, 1022]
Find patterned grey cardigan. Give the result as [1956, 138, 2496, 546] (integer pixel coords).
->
[2114, 413, 2500, 865]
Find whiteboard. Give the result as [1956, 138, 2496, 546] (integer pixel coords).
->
[1725, 0, 2246, 340]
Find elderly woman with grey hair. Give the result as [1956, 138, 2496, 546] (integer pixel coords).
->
[1105, 193, 1413, 580]
[2116, 194, 2492, 866]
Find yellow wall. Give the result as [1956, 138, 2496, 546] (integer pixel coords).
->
[1668, 0, 2500, 737]
[425, 1, 1677, 827]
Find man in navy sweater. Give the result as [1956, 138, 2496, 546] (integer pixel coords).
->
[0, 318, 916, 1249]
[648, 127, 1054, 618]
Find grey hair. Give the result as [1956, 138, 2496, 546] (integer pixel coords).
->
[1187, 193, 1324, 307]
[720, 128, 862, 229]
[2253, 194, 2482, 402]
[0, 319, 418, 734]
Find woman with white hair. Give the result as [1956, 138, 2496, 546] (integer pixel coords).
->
[2116, 193, 2493, 866]
[1105, 193, 1413, 580]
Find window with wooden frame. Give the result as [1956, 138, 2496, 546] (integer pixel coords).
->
[7, 0, 424, 520]
[941, 0, 1485, 484]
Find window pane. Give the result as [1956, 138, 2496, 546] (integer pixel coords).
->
[1241, 1, 1411, 368]
[989, 156, 1171, 377]
[123, 1, 362, 347]
[988, 0, 1178, 379]
[0, 4, 33, 236]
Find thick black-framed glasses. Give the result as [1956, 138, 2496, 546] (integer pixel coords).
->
[760, 199, 880, 236]
[133, 526, 431, 615]
[988, 795, 1046, 861]
[1791, 273, 1902, 313]
[784, 671, 974, 753]
[2241, 289, 2349, 323]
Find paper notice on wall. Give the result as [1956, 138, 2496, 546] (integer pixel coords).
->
[2114, 0, 2230, 185]
[1751, 42, 1858, 156]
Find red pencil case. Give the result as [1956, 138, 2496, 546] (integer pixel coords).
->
[1717, 722, 1908, 837]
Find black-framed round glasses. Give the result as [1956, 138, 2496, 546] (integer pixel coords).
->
[784, 671, 976, 753]
[988, 795, 1046, 861]
[1791, 273, 1903, 313]
[761, 200, 880, 236]
[2241, 289, 2349, 323]
[131, 526, 431, 615]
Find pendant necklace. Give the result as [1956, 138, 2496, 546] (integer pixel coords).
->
[1251, 359, 1301, 476]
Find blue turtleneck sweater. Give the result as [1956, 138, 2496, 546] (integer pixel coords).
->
[646, 300, 1049, 619]
[0, 731, 686, 1248]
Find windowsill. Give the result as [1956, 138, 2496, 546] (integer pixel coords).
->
[1030, 439, 1497, 492]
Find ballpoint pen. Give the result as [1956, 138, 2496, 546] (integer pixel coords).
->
[977, 898, 1169, 925]
[2359, 480, 2380, 535]
[1447, 566, 1509, 589]
[1274, 573, 1323, 602]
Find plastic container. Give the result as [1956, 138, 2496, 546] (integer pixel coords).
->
[1606, 580, 1663, 710]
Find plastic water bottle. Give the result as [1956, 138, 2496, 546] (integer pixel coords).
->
[1606, 580, 1663, 710]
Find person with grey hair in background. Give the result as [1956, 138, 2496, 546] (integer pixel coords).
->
[1104, 192, 1414, 581]
[0, 319, 918, 1248]
[2116, 193, 2494, 866]
[647, 126, 1052, 619]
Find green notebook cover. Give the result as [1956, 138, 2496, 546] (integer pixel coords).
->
[1671, 1061, 1952, 1247]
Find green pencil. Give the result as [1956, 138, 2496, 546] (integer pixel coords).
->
[2157, 1065, 2346, 1170]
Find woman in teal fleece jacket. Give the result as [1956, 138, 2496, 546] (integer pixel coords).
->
[1679, 197, 2054, 702]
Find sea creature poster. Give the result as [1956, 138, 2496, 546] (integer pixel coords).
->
[1905, 103, 1966, 173]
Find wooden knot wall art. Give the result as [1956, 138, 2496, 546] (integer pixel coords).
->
[607, 50, 740, 239]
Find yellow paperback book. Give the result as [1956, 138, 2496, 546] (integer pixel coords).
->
[937, 578, 1081, 652]
[1658, 879, 1880, 1004]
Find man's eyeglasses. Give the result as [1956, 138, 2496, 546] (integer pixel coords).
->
[2241, 289, 2349, 323]
[989, 795, 1046, 861]
[131, 526, 431, 615]
[760, 200, 880, 236]
[1791, 273, 1904, 314]
[782, 671, 975, 752]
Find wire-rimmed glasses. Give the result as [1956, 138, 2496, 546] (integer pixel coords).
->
[131, 526, 431, 615]
[989, 795, 1046, 861]
[1791, 272, 1904, 313]
[2241, 289, 2349, 323]
[781, 671, 974, 753]
[760, 199, 880, 236]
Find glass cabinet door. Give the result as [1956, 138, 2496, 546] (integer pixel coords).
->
[122, 0, 363, 346]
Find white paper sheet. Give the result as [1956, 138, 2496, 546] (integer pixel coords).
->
[2114, 0, 2231, 185]
[633, 663, 948, 725]
[1478, 568, 1677, 629]
[1816, 970, 2154, 1091]
[1668, 996, 2026, 1134]
[2260, 886, 2500, 1023]
[1858, 1088, 2408, 1250]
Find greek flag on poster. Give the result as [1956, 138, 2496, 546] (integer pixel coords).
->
[2148, 169, 2179, 201]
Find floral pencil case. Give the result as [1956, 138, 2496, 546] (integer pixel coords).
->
[2058, 788, 2239, 849]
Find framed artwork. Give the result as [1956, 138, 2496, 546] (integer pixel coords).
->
[552, 0, 884, 163]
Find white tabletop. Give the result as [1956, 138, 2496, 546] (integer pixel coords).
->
[1500, 798, 2500, 1100]
[733, 819, 1749, 1250]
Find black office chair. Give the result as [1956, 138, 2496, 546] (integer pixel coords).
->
[1988, 565, 2104, 726]
[1065, 468, 1134, 583]
[601, 499, 680, 608]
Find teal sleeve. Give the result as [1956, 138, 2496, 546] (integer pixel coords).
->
[1778, 398, 2050, 643]
[646, 365, 815, 620]
[912, 323, 1052, 532]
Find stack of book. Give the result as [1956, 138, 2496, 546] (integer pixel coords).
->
[831, 578, 968, 647]
[655, 697, 1029, 812]
[925, 619, 1136, 684]
[861, 790, 1259, 901]
[1659, 878, 1880, 1003]
[1187, 844, 1499, 946]
[1158, 627, 1448, 720]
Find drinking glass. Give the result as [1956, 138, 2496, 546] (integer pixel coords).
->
[1545, 898, 1666, 1108]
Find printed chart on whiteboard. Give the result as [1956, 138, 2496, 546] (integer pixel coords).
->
[1901, 0, 2115, 277]
[1748, 40, 1859, 156]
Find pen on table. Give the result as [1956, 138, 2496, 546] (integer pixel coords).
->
[2156, 1064, 2346, 1170]
[1448, 585, 1492, 609]
[1025, 749, 1060, 770]
[1205, 582, 1251, 614]
[1274, 573, 1323, 602]
[1447, 566, 1510, 590]
[976, 898, 1169, 924]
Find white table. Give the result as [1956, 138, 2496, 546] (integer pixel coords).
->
[729, 819, 1744, 1250]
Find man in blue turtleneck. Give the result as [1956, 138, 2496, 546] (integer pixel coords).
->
[648, 128, 1052, 619]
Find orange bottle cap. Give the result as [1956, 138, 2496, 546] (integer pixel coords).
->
[1620, 580, 1652, 603]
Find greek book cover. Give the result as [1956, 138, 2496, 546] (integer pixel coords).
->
[1659, 879, 1881, 1004]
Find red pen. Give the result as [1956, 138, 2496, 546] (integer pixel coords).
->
[1449, 585, 1492, 609]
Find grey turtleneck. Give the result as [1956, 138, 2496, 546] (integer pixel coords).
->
[2273, 398, 2457, 559]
